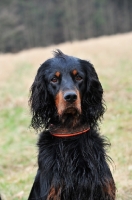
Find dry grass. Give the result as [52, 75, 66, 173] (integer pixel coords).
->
[0, 32, 132, 199]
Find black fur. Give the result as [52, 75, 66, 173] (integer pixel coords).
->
[28, 50, 115, 200]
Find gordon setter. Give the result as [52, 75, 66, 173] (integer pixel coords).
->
[28, 50, 116, 200]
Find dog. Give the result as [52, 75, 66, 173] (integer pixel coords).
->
[28, 50, 116, 200]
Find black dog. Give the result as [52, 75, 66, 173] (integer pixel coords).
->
[28, 50, 116, 200]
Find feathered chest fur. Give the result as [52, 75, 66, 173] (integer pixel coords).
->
[36, 130, 115, 200]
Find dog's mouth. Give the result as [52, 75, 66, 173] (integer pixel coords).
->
[63, 107, 79, 114]
[60, 106, 81, 127]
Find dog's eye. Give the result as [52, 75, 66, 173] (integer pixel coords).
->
[51, 77, 58, 83]
[75, 74, 83, 81]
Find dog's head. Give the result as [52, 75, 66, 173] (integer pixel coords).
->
[29, 50, 105, 131]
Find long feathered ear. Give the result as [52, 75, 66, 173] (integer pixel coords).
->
[29, 65, 55, 131]
[80, 60, 106, 129]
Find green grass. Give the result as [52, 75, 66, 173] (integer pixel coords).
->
[0, 62, 37, 200]
[100, 58, 132, 200]
[0, 38, 132, 199]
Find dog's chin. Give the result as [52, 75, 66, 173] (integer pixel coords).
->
[60, 107, 81, 127]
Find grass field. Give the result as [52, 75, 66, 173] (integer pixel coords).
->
[0, 32, 132, 200]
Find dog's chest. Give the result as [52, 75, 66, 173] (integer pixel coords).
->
[37, 134, 114, 200]
[50, 139, 98, 183]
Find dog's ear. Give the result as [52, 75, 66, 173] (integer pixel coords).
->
[80, 60, 106, 128]
[29, 64, 55, 131]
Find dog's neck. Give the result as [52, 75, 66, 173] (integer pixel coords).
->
[49, 123, 90, 137]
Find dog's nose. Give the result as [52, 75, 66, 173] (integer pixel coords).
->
[64, 91, 77, 103]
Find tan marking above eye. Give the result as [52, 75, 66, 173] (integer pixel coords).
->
[72, 69, 78, 76]
[55, 71, 61, 77]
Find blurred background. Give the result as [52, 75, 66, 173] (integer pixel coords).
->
[0, 0, 132, 199]
[0, 0, 132, 53]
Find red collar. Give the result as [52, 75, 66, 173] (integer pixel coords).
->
[50, 127, 90, 138]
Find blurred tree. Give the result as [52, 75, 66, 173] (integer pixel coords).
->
[0, 0, 132, 52]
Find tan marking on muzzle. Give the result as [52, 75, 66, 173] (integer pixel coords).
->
[75, 88, 81, 114]
[55, 91, 66, 116]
